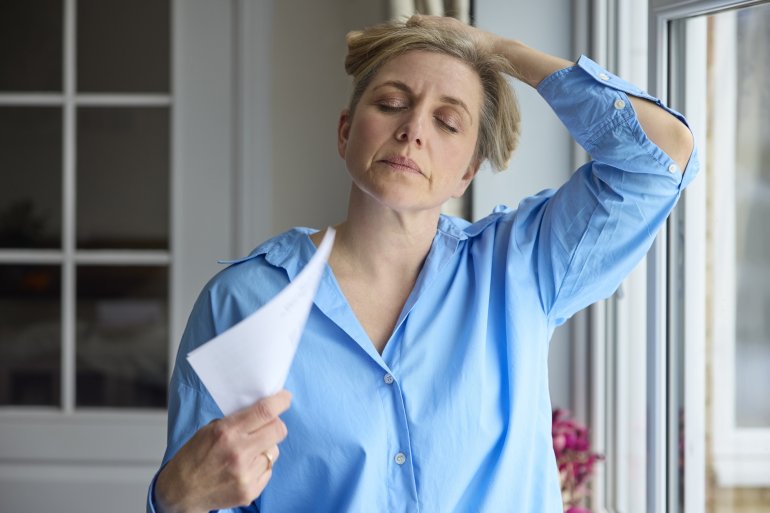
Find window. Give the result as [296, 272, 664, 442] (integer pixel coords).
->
[640, 1, 770, 512]
[0, 0, 171, 411]
[583, 1, 770, 512]
[0, 0, 282, 509]
[0, 1, 176, 509]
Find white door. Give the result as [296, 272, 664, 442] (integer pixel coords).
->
[0, 1, 243, 510]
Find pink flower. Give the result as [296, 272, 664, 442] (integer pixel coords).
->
[552, 408, 604, 512]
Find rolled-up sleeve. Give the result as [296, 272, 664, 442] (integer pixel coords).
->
[513, 55, 699, 326]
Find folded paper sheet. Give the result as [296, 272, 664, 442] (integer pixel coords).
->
[187, 228, 336, 415]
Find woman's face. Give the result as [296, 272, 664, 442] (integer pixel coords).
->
[338, 50, 484, 214]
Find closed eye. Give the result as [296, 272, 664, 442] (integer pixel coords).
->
[376, 101, 408, 112]
[435, 116, 459, 134]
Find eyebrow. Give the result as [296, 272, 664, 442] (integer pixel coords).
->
[373, 80, 473, 123]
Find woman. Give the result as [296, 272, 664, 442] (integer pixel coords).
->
[149, 15, 696, 513]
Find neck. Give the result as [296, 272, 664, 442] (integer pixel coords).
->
[319, 185, 441, 281]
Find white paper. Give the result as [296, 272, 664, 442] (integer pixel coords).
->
[187, 228, 335, 415]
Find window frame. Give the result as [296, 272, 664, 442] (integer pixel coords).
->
[570, 2, 653, 512]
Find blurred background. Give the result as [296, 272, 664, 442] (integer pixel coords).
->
[0, 0, 768, 511]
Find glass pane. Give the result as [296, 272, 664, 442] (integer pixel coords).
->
[76, 265, 167, 408]
[0, 107, 62, 248]
[76, 107, 169, 249]
[734, 3, 770, 429]
[77, 0, 170, 93]
[0, 265, 61, 406]
[0, 0, 63, 92]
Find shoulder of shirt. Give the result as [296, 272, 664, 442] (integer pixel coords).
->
[189, 228, 313, 319]
[438, 205, 515, 241]
[198, 227, 316, 295]
[217, 227, 314, 266]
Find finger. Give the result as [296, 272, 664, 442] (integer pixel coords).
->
[239, 418, 287, 479]
[237, 445, 279, 504]
[228, 390, 292, 432]
[406, 13, 425, 27]
[346, 30, 363, 46]
[243, 417, 288, 463]
[252, 464, 273, 496]
[255, 445, 281, 474]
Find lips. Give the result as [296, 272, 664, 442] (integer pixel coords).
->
[379, 155, 422, 175]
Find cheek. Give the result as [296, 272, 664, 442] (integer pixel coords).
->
[345, 118, 387, 172]
[351, 117, 388, 149]
[440, 138, 477, 172]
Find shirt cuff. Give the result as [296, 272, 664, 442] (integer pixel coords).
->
[536, 54, 698, 189]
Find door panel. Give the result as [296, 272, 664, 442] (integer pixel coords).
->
[0, 0, 238, 510]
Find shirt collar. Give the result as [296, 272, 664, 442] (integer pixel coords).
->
[259, 227, 317, 281]
[221, 213, 495, 279]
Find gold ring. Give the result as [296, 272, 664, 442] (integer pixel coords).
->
[263, 450, 274, 471]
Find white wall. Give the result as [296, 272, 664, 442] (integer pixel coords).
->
[260, 1, 386, 239]
[472, 3, 575, 215]
[474, 0, 575, 411]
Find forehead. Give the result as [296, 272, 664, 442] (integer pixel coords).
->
[368, 50, 483, 107]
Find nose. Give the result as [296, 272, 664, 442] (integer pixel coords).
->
[395, 111, 424, 146]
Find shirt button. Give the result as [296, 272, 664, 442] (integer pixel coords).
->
[614, 99, 626, 110]
[599, 72, 610, 81]
[668, 164, 678, 173]
[383, 373, 394, 385]
[395, 452, 407, 465]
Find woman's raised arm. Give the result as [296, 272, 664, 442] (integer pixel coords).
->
[409, 15, 694, 170]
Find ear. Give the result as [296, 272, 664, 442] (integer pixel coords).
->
[337, 109, 351, 159]
[451, 159, 482, 198]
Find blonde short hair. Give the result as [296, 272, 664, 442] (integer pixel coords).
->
[344, 18, 520, 171]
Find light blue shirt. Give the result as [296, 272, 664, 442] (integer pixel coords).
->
[149, 56, 698, 512]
